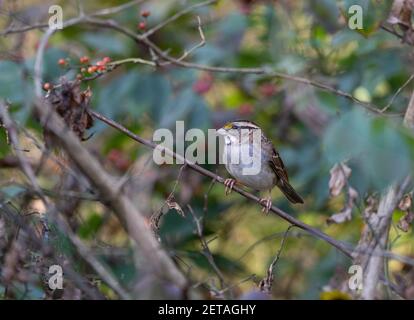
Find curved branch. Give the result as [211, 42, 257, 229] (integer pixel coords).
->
[90, 110, 353, 258]
[32, 99, 192, 296]
[26, 9, 392, 115]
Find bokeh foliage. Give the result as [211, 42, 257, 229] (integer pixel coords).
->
[1, 0, 414, 299]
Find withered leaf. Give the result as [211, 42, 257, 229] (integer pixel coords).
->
[327, 207, 352, 225]
[44, 79, 94, 146]
[364, 195, 378, 217]
[398, 193, 412, 211]
[348, 186, 358, 201]
[327, 187, 358, 225]
[150, 195, 185, 233]
[166, 195, 185, 217]
[387, 0, 414, 27]
[329, 163, 351, 197]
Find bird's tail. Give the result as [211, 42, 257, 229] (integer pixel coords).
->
[278, 180, 304, 204]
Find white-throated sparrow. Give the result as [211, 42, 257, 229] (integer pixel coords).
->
[217, 120, 304, 213]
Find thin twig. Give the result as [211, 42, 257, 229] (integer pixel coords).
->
[381, 74, 414, 113]
[380, 24, 404, 41]
[237, 230, 305, 262]
[32, 98, 192, 296]
[90, 109, 354, 258]
[168, 16, 206, 63]
[0, 201, 105, 300]
[142, 0, 216, 38]
[0, 0, 146, 36]
[259, 225, 294, 293]
[1, 102, 131, 299]
[0, 102, 45, 201]
[150, 164, 187, 233]
[48, 14, 392, 116]
[93, 0, 146, 17]
[187, 204, 228, 294]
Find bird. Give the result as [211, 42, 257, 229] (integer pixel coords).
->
[216, 120, 304, 213]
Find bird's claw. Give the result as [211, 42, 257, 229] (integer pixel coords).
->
[259, 198, 272, 215]
[224, 178, 236, 195]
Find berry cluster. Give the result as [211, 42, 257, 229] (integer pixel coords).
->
[43, 56, 112, 91]
[137, 10, 150, 31]
[82, 56, 111, 75]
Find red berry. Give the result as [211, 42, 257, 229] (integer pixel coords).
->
[259, 83, 277, 97]
[141, 10, 150, 18]
[238, 103, 253, 115]
[79, 56, 89, 64]
[107, 149, 130, 171]
[97, 65, 106, 71]
[43, 82, 52, 91]
[138, 22, 146, 30]
[192, 74, 213, 95]
[96, 60, 105, 67]
[87, 66, 98, 73]
[102, 56, 111, 64]
[58, 58, 66, 66]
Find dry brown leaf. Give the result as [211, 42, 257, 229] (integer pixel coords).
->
[327, 207, 353, 225]
[329, 163, 351, 197]
[398, 193, 412, 211]
[387, 0, 414, 27]
[166, 195, 185, 217]
[364, 195, 379, 217]
[348, 186, 358, 201]
[44, 80, 94, 147]
[327, 187, 358, 225]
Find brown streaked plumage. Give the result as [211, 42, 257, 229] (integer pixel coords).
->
[217, 120, 303, 212]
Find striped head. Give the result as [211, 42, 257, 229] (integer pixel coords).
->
[217, 120, 260, 144]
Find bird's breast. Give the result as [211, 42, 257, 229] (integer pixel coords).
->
[223, 143, 276, 191]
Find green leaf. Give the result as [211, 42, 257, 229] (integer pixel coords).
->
[81, 32, 128, 55]
[342, 0, 393, 37]
[78, 213, 103, 239]
[158, 88, 207, 129]
[323, 109, 413, 190]
[0, 61, 25, 103]
[97, 72, 172, 122]
[309, 0, 341, 33]
[323, 109, 370, 163]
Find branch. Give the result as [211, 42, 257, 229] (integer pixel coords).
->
[0, 0, 146, 36]
[403, 85, 414, 129]
[90, 109, 414, 274]
[1, 101, 131, 299]
[142, 0, 216, 38]
[352, 87, 414, 299]
[31, 98, 192, 296]
[0, 201, 106, 300]
[356, 181, 409, 299]
[380, 24, 404, 41]
[259, 225, 294, 293]
[187, 204, 228, 296]
[0, 102, 44, 199]
[90, 110, 353, 258]
[26, 8, 395, 116]
[4, 1, 404, 116]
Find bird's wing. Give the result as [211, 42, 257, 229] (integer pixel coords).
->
[268, 148, 289, 182]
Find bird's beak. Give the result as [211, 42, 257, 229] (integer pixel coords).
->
[216, 128, 226, 136]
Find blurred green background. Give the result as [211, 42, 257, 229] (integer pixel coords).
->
[1, 0, 414, 299]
